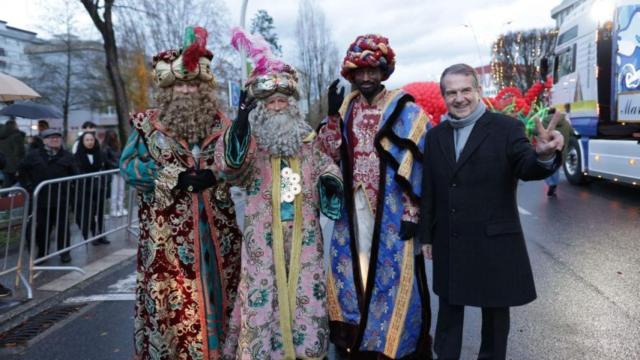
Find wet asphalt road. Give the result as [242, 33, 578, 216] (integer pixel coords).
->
[3, 175, 640, 359]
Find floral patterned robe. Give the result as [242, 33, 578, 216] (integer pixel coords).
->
[317, 89, 432, 359]
[120, 110, 242, 360]
[215, 123, 343, 360]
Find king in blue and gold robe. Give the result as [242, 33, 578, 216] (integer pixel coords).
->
[317, 88, 432, 359]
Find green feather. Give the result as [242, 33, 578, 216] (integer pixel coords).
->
[183, 26, 195, 49]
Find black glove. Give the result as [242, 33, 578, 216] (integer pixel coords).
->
[233, 90, 256, 140]
[327, 79, 345, 117]
[399, 221, 418, 240]
[195, 169, 216, 189]
[319, 174, 343, 199]
[176, 169, 217, 192]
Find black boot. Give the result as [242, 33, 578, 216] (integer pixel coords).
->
[0, 284, 12, 298]
[547, 185, 557, 197]
[96, 237, 111, 245]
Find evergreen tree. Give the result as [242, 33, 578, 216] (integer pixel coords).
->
[250, 9, 282, 55]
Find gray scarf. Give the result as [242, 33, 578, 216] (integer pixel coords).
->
[44, 144, 60, 157]
[441, 101, 486, 128]
[441, 102, 487, 160]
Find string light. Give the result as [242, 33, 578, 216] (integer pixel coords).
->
[491, 28, 557, 89]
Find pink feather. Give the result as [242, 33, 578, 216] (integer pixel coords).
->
[231, 26, 286, 77]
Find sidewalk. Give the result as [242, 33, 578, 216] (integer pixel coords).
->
[0, 216, 138, 334]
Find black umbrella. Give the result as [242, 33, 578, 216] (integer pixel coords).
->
[0, 102, 62, 119]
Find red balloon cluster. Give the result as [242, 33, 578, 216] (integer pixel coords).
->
[485, 81, 550, 116]
[402, 82, 447, 126]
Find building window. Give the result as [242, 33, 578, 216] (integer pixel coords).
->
[557, 26, 578, 46]
[0, 48, 5, 56]
[0, 60, 6, 69]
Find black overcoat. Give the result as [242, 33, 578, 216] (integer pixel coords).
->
[419, 111, 560, 307]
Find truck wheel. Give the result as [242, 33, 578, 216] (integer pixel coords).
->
[563, 137, 587, 185]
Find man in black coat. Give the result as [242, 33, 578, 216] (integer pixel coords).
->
[19, 129, 77, 263]
[419, 64, 564, 360]
[0, 119, 26, 187]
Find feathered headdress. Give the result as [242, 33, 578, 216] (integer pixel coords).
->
[152, 26, 215, 88]
[231, 27, 299, 99]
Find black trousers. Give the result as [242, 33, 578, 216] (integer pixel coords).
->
[27, 205, 71, 258]
[434, 297, 510, 360]
[75, 195, 105, 240]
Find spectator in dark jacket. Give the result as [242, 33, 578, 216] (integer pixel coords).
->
[0, 119, 26, 186]
[74, 132, 109, 245]
[72, 121, 97, 154]
[29, 120, 49, 151]
[19, 129, 77, 263]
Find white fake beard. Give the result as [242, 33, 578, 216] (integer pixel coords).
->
[249, 98, 312, 157]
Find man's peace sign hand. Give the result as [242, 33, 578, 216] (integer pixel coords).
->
[533, 110, 565, 160]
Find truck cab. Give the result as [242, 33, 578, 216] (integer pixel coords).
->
[550, 0, 640, 186]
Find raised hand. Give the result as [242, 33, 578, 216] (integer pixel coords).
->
[328, 79, 345, 116]
[234, 90, 256, 138]
[237, 90, 256, 122]
[533, 110, 564, 159]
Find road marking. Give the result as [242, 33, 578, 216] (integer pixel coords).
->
[64, 272, 137, 304]
[38, 249, 136, 292]
[107, 273, 136, 293]
[64, 293, 135, 303]
[518, 206, 532, 216]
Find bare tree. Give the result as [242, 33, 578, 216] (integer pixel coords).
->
[115, 0, 239, 114]
[79, 0, 130, 144]
[295, 0, 340, 127]
[24, 0, 110, 140]
[27, 37, 112, 139]
[491, 28, 558, 91]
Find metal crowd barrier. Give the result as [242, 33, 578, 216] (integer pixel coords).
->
[0, 187, 31, 298]
[28, 169, 137, 285]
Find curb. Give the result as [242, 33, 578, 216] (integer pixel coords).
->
[0, 249, 136, 335]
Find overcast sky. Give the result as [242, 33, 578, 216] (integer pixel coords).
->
[1, 0, 559, 88]
[222, 0, 560, 87]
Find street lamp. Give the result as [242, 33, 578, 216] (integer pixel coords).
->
[463, 24, 486, 86]
[240, 0, 249, 85]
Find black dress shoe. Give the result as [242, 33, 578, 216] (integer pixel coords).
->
[60, 253, 72, 263]
[96, 237, 111, 245]
[0, 284, 12, 298]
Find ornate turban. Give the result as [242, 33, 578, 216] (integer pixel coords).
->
[341, 34, 396, 81]
[230, 27, 299, 100]
[152, 26, 216, 88]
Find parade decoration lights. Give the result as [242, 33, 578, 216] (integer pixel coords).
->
[482, 80, 552, 138]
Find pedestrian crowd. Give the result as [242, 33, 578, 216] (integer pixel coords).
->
[0, 119, 126, 298]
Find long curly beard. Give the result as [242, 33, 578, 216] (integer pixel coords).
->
[249, 97, 313, 157]
[155, 82, 219, 144]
